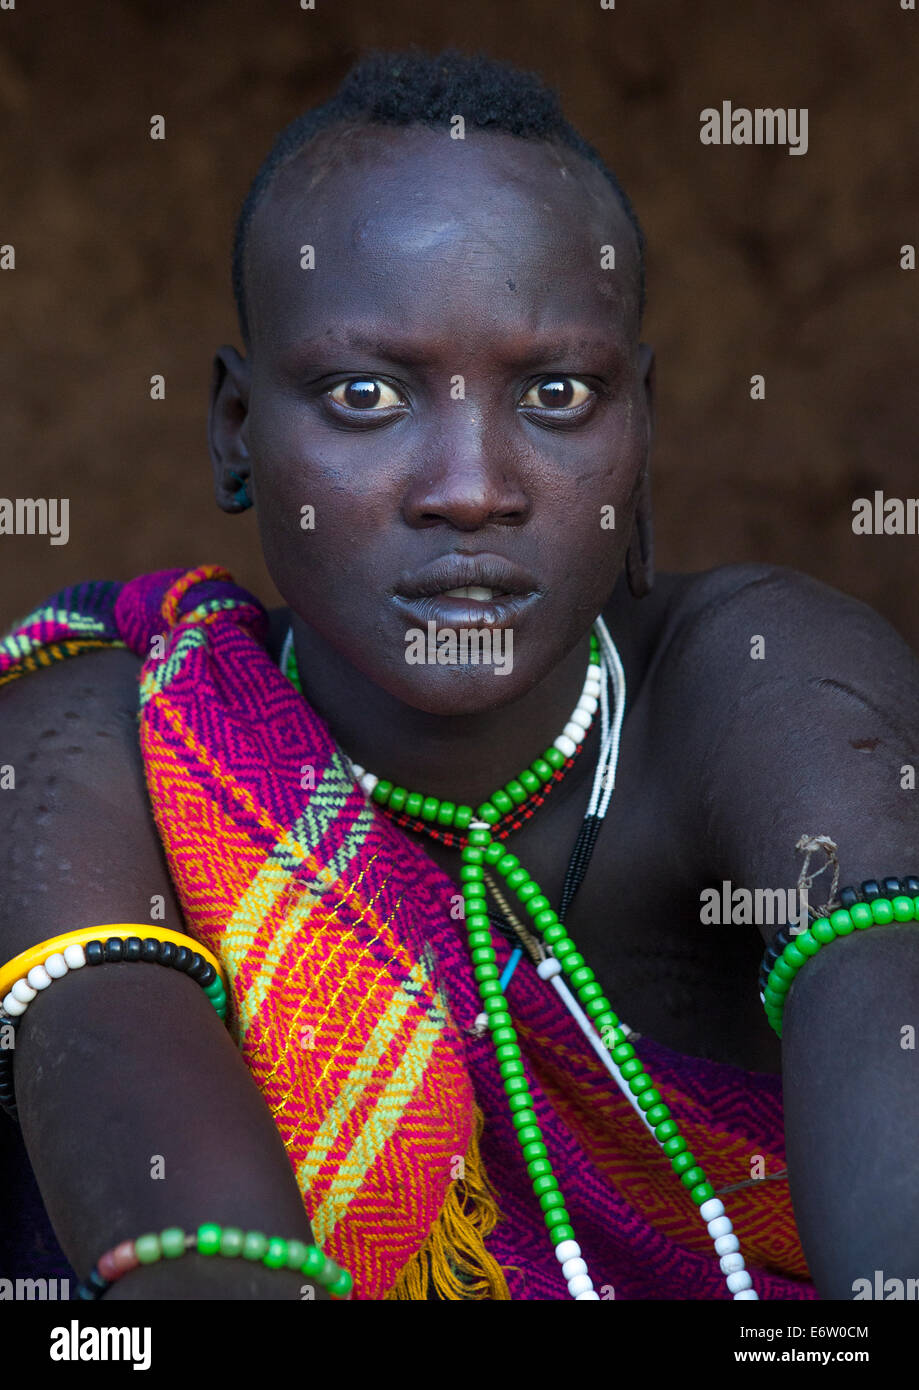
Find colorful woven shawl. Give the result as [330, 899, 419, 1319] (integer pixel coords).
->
[0, 564, 817, 1300]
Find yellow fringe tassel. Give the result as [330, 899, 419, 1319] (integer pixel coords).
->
[384, 1104, 511, 1300]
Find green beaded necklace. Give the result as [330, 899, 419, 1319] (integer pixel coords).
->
[344, 629, 602, 848]
[280, 624, 756, 1300]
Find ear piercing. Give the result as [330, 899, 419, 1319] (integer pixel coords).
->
[229, 470, 252, 509]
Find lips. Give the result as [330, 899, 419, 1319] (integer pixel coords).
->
[392, 590, 538, 630]
[391, 553, 542, 631]
[394, 553, 539, 602]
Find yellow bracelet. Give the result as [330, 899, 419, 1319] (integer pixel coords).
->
[0, 924, 227, 1003]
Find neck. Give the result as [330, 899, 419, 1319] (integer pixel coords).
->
[286, 574, 640, 811]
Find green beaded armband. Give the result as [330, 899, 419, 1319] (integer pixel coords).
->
[76, 1223, 354, 1302]
[761, 895, 919, 1037]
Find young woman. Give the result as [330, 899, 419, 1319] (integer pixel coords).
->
[2, 47, 918, 1302]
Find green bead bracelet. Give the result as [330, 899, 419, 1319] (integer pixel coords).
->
[761, 895, 919, 1037]
[74, 1223, 354, 1300]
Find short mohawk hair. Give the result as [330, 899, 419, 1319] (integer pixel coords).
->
[231, 45, 646, 345]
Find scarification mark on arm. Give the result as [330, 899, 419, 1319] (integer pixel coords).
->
[808, 676, 918, 751]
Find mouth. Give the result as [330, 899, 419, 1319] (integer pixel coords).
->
[392, 590, 537, 628]
[439, 585, 505, 602]
[394, 552, 540, 603]
[392, 553, 541, 630]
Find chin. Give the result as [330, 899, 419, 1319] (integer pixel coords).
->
[382, 662, 534, 717]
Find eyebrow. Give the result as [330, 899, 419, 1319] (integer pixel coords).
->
[282, 328, 625, 368]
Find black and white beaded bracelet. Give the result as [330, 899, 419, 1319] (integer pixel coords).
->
[0, 933, 228, 1121]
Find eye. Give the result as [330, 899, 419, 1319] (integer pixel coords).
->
[327, 378, 405, 411]
[519, 377, 595, 411]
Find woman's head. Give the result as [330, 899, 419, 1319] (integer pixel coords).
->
[209, 47, 654, 717]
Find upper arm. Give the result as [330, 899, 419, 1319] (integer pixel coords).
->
[0, 646, 187, 957]
[660, 562, 919, 928]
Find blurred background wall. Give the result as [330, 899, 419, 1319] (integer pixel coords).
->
[1, 0, 917, 644]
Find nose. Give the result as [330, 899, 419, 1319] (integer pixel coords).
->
[400, 410, 531, 530]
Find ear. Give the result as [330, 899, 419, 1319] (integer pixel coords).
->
[638, 341, 656, 450]
[625, 464, 655, 599]
[208, 345, 253, 512]
[626, 343, 656, 600]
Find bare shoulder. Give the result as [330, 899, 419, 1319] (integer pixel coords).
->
[659, 560, 918, 697]
[652, 562, 919, 916]
[654, 559, 919, 783]
[0, 639, 144, 699]
[0, 645, 184, 959]
[0, 644, 148, 783]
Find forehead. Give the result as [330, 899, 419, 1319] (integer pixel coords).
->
[245, 123, 640, 355]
